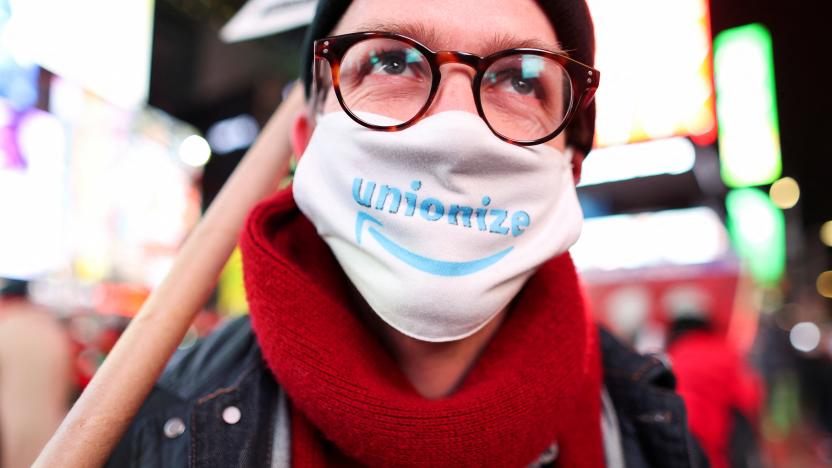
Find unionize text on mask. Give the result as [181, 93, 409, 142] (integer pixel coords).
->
[293, 110, 583, 342]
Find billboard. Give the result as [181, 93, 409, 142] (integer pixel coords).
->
[5, 0, 154, 110]
[588, 0, 717, 147]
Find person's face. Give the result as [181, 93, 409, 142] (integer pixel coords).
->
[296, 0, 571, 155]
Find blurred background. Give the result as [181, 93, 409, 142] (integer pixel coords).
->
[0, 0, 830, 466]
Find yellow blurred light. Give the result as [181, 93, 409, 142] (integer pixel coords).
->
[818, 271, 832, 298]
[75, 254, 110, 282]
[821, 221, 832, 247]
[769, 177, 800, 209]
[218, 247, 249, 317]
[588, 0, 716, 147]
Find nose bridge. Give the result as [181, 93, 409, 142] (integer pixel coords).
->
[428, 51, 481, 117]
[436, 50, 480, 70]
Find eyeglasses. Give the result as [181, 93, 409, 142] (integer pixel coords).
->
[311, 31, 600, 146]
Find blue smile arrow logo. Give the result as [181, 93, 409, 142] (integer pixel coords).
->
[355, 212, 513, 277]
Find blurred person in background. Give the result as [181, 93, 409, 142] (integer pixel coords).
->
[0, 279, 73, 468]
[666, 287, 765, 468]
[108, 0, 707, 466]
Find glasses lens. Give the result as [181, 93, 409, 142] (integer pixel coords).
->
[480, 53, 572, 142]
[338, 37, 433, 126]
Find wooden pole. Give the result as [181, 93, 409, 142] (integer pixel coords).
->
[34, 85, 304, 468]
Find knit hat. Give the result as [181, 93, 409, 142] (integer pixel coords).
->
[299, 0, 597, 155]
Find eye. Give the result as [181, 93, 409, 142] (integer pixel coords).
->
[510, 75, 535, 95]
[364, 48, 427, 78]
[378, 53, 407, 75]
[484, 68, 543, 98]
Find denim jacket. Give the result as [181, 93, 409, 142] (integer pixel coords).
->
[106, 317, 708, 467]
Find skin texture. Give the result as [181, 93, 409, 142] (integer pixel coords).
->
[291, 0, 575, 399]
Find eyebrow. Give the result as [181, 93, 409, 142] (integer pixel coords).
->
[351, 21, 567, 57]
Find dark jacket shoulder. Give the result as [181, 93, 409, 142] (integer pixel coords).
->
[598, 327, 709, 468]
[108, 318, 707, 467]
[106, 316, 275, 468]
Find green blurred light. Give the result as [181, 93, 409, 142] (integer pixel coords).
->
[726, 188, 785, 285]
[714, 24, 782, 188]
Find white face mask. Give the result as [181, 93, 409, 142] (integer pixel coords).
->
[293, 111, 583, 342]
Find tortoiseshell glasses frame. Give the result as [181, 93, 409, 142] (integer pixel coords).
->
[311, 31, 600, 146]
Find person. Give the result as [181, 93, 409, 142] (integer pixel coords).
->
[0, 279, 73, 468]
[108, 1, 708, 466]
[666, 300, 764, 468]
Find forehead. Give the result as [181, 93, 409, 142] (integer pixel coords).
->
[333, 0, 561, 56]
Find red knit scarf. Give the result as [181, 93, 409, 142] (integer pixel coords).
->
[240, 188, 604, 467]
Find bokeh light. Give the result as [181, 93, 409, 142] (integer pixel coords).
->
[726, 188, 786, 285]
[178, 134, 211, 167]
[817, 271, 832, 299]
[769, 176, 800, 209]
[821, 221, 832, 247]
[578, 137, 695, 187]
[789, 322, 821, 353]
[588, 0, 716, 147]
[714, 24, 782, 188]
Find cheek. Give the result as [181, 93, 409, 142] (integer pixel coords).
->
[545, 132, 567, 152]
[322, 88, 341, 114]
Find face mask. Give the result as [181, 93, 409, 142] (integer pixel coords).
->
[293, 111, 583, 342]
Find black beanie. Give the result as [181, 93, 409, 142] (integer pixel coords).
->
[300, 0, 596, 155]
